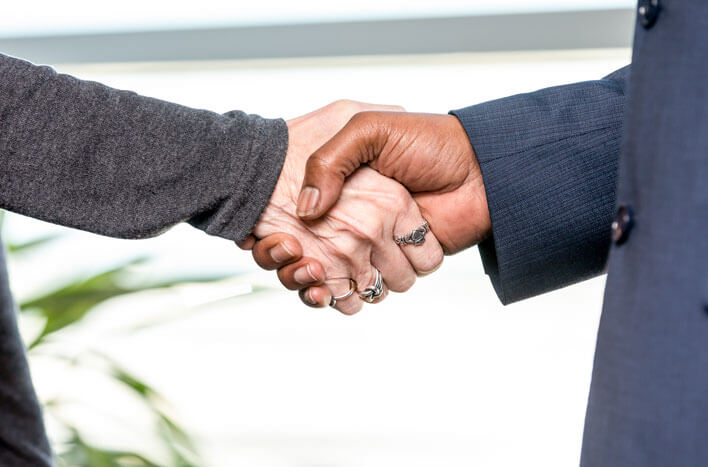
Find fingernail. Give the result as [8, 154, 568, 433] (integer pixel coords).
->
[297, 187, 320, 217]
[270, 241, 295, 263]
[294, 264, 318, 284]
[305, 288, 318, 306]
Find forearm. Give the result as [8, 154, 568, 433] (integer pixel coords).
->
[0, 54, 287, 242]
[451, 66, 629, 304]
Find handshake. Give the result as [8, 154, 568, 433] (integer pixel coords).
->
[240, 101, 492, 315]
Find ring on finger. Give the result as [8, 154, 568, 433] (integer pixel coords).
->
[329, 279, 357, 307]
[394, 221, 430, 246]
[358, 268, 384, 303]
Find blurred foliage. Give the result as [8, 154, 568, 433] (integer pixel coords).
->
[6, 233, 59, 254]
[3, 221, 242, 467]
[22, 257, 229, 350]
[58, 429, 161, 467]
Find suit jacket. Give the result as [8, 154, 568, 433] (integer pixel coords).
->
[453, 0, 708, 465]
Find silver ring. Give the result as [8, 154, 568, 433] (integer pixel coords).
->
[394, 221, 430, 246]
[329, 279, 357, 307]
[358, 268, 384, 303]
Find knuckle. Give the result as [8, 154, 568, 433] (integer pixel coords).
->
[351, 109, 372, 121]
[388, 274, 416, 293]
[333, 236, 365, 262]
[354, 265, 374, 288]
[392, 189, 412, 211]
[307, 153, 327, 170]
[332, 98, 356, 109]
[348, 110, 375, 130]
[307, 152, 338, 177]
[393, 183, 411, 199]
[417, 249, 444, 276]
[400, 274, 417, 292]
[330, 99, 363, 117]
[377, 104, 405, 113]
[338, 300, 362, 316]
[358, 221, 384, 243]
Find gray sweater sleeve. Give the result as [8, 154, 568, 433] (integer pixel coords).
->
[0, 54, 288, 242]
[451, 66, 629, 304]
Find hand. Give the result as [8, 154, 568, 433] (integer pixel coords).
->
[297, 111, 491, 254]
[249, 111, 489, 311]
[243, 102, 445, 315]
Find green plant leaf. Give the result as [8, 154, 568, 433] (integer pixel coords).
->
[158, 413, 197, 453]
[6, 234, 62, 254]
[6, 223, 254, 465]
[52, 354, 201, 466]
[157, 415, 200, 467]
[22, 258, 148, 349]
[111, 365, 155, 399]
[22, 259, 236, 349]
[59, 429, 162, 467]
[100, 354, 201, 466]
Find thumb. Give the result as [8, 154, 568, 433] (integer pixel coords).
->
[296, 112, 386, 219]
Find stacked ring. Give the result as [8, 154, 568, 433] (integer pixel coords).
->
[358, 268, 384, 303]
[329, 279, 357, 307]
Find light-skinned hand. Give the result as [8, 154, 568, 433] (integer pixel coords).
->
[250, 111, 490, 311]
[241, 103, 445, 315]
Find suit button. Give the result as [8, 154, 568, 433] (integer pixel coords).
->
[612, 205, 634, 245]
[638, 0, 660, 28]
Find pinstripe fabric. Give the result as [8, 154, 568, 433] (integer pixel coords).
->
[452, 1, 708, 464]
[582, 1, 708, 465]
[451, 67, 628, 304]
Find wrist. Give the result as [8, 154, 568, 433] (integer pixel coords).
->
[443, 120, 491, 253]
[462, 147, 492, 245]
[414, 131, 490, 255]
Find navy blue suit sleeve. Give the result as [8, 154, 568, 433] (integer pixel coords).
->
[450, 66, 629, 304]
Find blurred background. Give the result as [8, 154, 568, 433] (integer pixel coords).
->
[1, 1, 634, 466]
